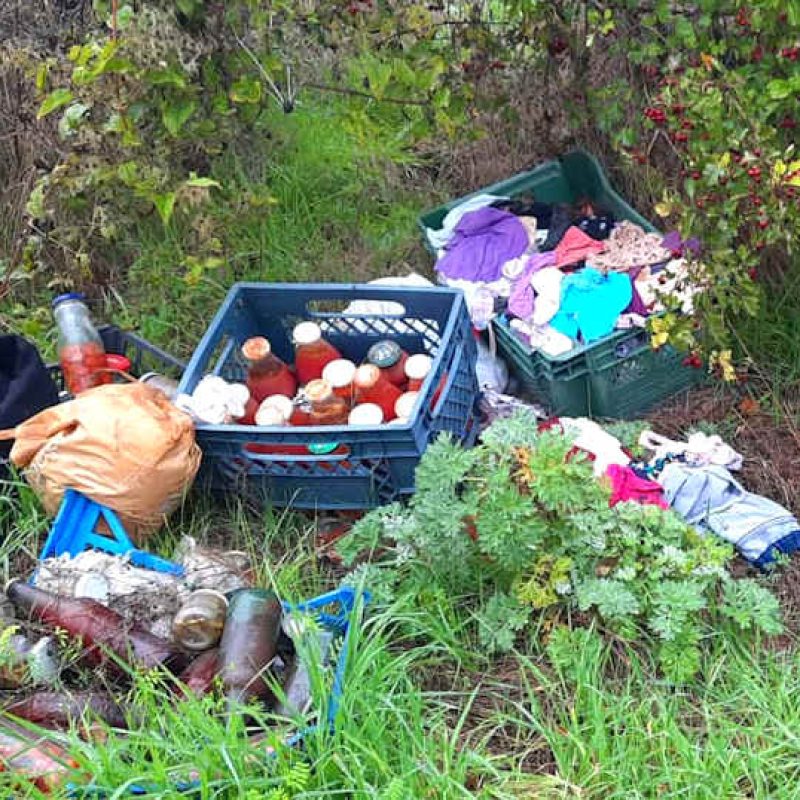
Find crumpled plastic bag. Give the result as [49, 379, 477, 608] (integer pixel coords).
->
[0, 382, 201, 541]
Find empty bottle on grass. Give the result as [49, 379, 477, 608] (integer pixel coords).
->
[5, 581, 184, 673]
[5, 690, 127, 730]
[0, 721, 80, 794]
[177, 647, 220, 698]
[219, 588, 282, 707]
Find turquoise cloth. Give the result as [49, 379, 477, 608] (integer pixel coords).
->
[550, 267, 632, 343]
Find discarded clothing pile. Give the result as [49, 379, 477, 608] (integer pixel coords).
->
[427, 194, 699, 356]
[548, 420, 800, 567]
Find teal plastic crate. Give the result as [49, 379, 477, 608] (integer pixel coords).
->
[420, 150, 700, 418]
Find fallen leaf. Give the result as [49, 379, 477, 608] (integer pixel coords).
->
[739, 396, 760, 416]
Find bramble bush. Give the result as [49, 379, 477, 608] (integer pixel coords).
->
[584, 0, 800, 368]
[338, 414, 782, 683]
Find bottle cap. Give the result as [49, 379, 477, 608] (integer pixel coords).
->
[259, 394, 294, 420]
[322, 359, 356, 388]
[293, 321, 322, 346]
[52, 292, 85, 309]
[367, 340, 402, 369]
[394, 391, 419, 419]
[388, 417, 409, 426]
[254, 404, 288, 427]
[305, 378, 334, 405]
[348, 403, 384, 426]
[241, 337, 271, 362]
[105, 354, 132, 373]
[354, 364, 381, 389]
[405, 354, 432, 381]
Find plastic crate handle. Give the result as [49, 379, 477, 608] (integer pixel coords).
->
[614, 331, 649, 360]
[241, 445, 351, 463]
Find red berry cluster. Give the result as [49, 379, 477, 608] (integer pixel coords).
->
[780, 46, 800, 61]
[644, 107, 666, 124]
[682, 352, 703, 369]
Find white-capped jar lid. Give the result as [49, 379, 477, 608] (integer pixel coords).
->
[404, 354, 432, 381]
[394, 391, 419, 419]
[322, 358, 357, 388]
[348, 403, 384, 426]
[259, 394, 294, 419]
[293, 321, 322, 346]
[255, 404, 288, 426]
[388, 417, 409, 425]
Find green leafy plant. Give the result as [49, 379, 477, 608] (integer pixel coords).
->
[339, 415, 782, 681]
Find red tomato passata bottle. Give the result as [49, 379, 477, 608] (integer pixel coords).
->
[53, 293, 112, 395]
[367, 340, 409, 387]
[241, 337, 297, 404]
[322, 359, 356, 403]
[293, 322, 341, 385]
[353, 364, 402, 421]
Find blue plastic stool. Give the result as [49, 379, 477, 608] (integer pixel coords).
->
[37, 489, 184, 577]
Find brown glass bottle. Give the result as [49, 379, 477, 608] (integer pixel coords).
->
[5, 581, 184, 674]
[5, 691, 127, 730]
[176, 648, 220, 698]
[218, 588, 282, 707]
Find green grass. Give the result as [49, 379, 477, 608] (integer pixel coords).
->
[3, 484, 800, 799]
[107, 99, 437, 361]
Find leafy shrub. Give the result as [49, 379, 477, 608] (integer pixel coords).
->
[338, 414, 782, 682]
[586, 0, 800, 365]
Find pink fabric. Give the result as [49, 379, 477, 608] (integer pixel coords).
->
[554, 226, 605, 269]
[507, 251, 557, 320]
[606, 464, 669, 509]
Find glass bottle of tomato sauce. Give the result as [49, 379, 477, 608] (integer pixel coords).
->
[241, 337, 297, 405]
[353, 364, 402, 421]
[53, 294, 112, 396]
[293, 322, 341, 385]
[367, 340, 408, 387]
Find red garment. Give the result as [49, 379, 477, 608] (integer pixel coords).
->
[606, 463, 668, 509]
[554, 226, 605, 269]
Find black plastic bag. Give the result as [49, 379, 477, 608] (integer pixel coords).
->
[0, 336, 59, 481]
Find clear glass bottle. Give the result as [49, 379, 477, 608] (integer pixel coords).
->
[293, 322, 341, 385]
[353, 364, 402, 421]
[52, 293, 112, 396]
[305, 379, 349, 425]
[241, 337, 297, 404]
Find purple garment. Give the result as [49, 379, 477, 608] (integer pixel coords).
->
[507, 251, 557, 320]
[437, 207, 529, 283]
[624, 268, 649, 316]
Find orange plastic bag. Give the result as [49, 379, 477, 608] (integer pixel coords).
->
[0, 382, 201, 541]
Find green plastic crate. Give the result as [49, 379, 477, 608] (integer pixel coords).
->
[419, 150, 701, 418]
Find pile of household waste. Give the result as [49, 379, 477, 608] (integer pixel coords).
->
[0, 535, 338, 793]
[550, 417, 800, 567]
[427, 195, 699, 351]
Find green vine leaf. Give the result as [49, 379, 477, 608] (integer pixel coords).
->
[37, 88, 74, 119]
[162, 98, 197, 137]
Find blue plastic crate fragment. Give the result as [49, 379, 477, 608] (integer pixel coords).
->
[36, 489, 184, 577]
[177, 283, 480, 509]
[67, 586, 370, 798]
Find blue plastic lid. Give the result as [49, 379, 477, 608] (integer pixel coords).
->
[52, 292, 85, 308]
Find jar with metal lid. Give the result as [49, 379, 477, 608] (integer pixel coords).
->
[172, 589, 229, 652]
